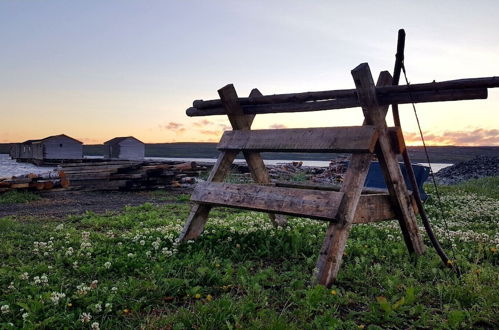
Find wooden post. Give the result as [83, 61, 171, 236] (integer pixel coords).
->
[178, 85, 286, 242]
[315, 72, 393, 287]
[351, 63, 425, 255]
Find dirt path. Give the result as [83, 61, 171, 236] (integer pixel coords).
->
[0, 188, 192, 220]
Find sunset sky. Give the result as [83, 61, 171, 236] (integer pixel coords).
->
[1, 0, 498, 146]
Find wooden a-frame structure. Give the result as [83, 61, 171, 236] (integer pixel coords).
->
[179, 63, 427, 287]
[178, 46, 498, 287]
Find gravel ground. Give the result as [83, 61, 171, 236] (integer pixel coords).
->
[0, 188, 193, 220]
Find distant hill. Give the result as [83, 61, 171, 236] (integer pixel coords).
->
[1, 142, 498, 164]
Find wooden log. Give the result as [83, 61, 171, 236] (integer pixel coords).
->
[186, 87, 487, 116]
[10, 183, 29, 189]
[191, 75, 498, 109]
[217, 126, 379, 153]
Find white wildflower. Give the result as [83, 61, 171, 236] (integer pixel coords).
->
[22, 312, 29, 320]
[50, 292, 66, 305]
[94, 303, 102, 312]
[1, 305, 9, 314]
[65, 247, 74, 256]
[79, 312, 92, 323]
[82, 231, 90, 241]
[91, 322, 100, 330]
[55, 224, 64, 230]
[104, 261, 112, 269]
[20, 272, 29, 280]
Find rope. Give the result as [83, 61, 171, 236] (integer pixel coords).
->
[400, 64, 461, 274]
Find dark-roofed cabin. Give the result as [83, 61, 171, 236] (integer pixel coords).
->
[32, 134, 83, 161]
[13, 139, 37, 161]
[104, 136, 145, 160]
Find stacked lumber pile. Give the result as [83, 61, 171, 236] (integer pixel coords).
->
[59, 161, 207, 191]
[0, 172, 68, 193]
[265, 160, 348, 184]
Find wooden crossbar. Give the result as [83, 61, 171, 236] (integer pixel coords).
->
[191, 182, 412, 223]
[192, 182, 344, 220]
[217, 126, 379, 153]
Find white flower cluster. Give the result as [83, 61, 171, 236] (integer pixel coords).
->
[50, 292, 66, 305]
[33, 274, 49, 286]
[33, 240, 54, 255]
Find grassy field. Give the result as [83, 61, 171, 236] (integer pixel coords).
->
[0, 178, 498, 329]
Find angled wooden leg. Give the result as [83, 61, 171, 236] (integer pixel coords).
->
[315, 71, 395, 286]
[352, 63, 425, 255]
[220, 85, 287, 226]
[178, 151, 238, 241]
[315, 153, 372, 286]
[180, 85, 286, 241]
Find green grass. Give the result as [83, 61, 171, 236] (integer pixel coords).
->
[432, 176, 499, 200]
[0, 178, 498, 329]
[0, 190, 40, 204]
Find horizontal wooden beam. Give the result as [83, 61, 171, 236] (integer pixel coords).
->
[192, 75, 498, 109]
[187, 88, 487, 116]
[217, 126, 379, 153]
[191, 182, 344, 220]
[190, 182, 412, 223]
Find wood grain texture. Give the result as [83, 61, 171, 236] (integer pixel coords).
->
[191, 75, 497, 109]
[191, 182, 344, 220]
[242, 88, 287, 226]
[315, 71, 393, 287]
[217, 126, 379, 153]
[352, 63, 425, 255]
[180, 86, 286, 242]
[186, 87, 487, 116]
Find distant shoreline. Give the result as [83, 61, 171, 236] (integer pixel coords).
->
[0, 144, 497, 164]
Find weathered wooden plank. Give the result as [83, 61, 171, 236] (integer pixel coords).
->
[352, 63, 425, 255]
[354, 193, 418, 224]
[190, 181, 412, 223]
[315, 71, 393, 288]
[217, 126, 379, 153]
[191, 182, 344, 220]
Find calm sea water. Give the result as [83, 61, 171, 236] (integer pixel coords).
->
[0, 154, 452, 179]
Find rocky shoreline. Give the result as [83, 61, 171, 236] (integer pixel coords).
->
[434, 155, 498, 185]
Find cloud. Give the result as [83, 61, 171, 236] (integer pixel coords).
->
[268, 124, 287, 129]
[78, 137, 101, 144]
[161, 122, 186, 134]
[163, 122, 184, 130]
[193, 119, 213, 127]
[404, 128, 499, 146]
[200, 130, 222, 136]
